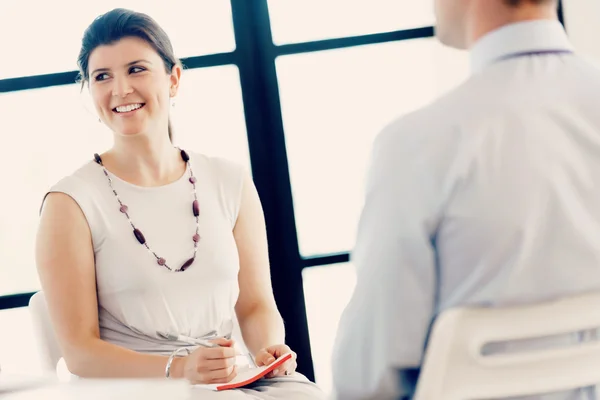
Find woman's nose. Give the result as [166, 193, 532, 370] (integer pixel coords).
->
[112, 76, 133, 98]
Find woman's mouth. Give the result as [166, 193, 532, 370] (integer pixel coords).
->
[112, 103, 145, 114]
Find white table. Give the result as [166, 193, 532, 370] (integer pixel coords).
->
[1, 374, 325, 399]
[0, 378, 289, 399]
[1, 379, 192, 399]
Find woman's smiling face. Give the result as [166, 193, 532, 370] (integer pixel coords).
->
[88, 36, 179, 138]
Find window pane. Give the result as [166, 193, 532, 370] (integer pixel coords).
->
[302, 263, 356, 396]
[0, 85, 110, 296]
[0, 66, 248, 296]
[277, 39, 469, 256]
[172, 66, 250, 168]
[0, 1, 235, 79]
[268, 0, 435, 45]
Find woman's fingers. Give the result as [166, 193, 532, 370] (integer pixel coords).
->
[185, 340, 240, 384]
[202, 345, 238, 360]
[202, 365, 238, 384]
[199, 355, 237, 371]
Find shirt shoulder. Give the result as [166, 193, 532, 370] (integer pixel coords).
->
[41, 160, 106, 245]
[188, 152, 247, 183]
[373, 64, 542, 157]
[373, 76, 477, 158]
[188, 152, 247, 228]
[46, 160, 101, 197]
[368, 75, 496, 213]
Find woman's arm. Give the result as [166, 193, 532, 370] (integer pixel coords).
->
[233, 173, 285, 355]
[36, 192, 237, 383]
[36, 192, 185, 378]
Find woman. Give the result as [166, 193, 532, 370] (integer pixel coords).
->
[35, 8, 324, 398]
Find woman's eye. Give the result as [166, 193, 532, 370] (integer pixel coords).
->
[95, 73, 109, 81]
[130, 66, 145, 74]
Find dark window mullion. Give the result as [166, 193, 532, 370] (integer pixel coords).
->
[230, 0, 315, 382]
[302, 252, 351, 268]
[275, 26, 434, 56]
[0, 292, 36, 310]
[0, 52, 238, 93]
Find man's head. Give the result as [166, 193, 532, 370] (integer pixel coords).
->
[434, 0, 559, 50]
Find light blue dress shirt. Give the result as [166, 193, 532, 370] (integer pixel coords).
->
[332, 20, 600, 400]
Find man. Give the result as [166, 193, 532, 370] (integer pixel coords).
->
[332, 1, 600, 398]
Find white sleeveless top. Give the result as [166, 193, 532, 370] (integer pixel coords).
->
[44, 152, 246, 354]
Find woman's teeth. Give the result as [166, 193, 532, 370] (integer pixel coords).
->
[115, 103, 143, 113]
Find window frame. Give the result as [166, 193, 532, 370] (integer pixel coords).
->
[0, 0, 565, 383]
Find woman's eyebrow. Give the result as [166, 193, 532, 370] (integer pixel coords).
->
[91, 59, 152, 75]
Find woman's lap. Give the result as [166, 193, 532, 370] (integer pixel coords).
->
[190, 374, 327, 400]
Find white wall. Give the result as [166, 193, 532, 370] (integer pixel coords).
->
[563, 0, 600, 61]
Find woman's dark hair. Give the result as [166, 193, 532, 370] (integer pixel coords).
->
[77, 8, 180, 142]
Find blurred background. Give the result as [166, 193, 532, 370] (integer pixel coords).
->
[0, 0, 598, 396]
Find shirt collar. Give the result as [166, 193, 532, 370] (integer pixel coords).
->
[470, 20, 574, 74]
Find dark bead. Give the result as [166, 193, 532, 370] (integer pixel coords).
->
[157, 257, 166, 266]
[193, 200, 200, 217]
[94, 153, 102, 165]
[180, 257, 195, 271]
[133, 228, 146, 245]
[180, 149, 190, 162]
[119, 205, 128, 213]
[189, 176, 197, 184]
[193, 234, 200, 242]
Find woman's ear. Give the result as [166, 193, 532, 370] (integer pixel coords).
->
[169, 64, 182, 97]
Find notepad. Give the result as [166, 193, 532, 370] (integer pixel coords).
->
[194, 352, 292, 391]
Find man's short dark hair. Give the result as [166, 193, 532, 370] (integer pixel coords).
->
[504, 0, 557, 6]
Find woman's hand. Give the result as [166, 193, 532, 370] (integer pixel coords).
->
[254, 344, 297, 378]
[180, 338, 239, 384]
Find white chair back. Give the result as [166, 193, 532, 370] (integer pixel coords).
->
[414, 291, 600, 400]
[28, 291, 62, 372]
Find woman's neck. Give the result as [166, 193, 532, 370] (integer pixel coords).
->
[103, 135, 186, 187]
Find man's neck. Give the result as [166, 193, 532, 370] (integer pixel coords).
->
[466, 3, 558, 49]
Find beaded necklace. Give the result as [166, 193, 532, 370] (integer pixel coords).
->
[93, 149, 199, 272]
